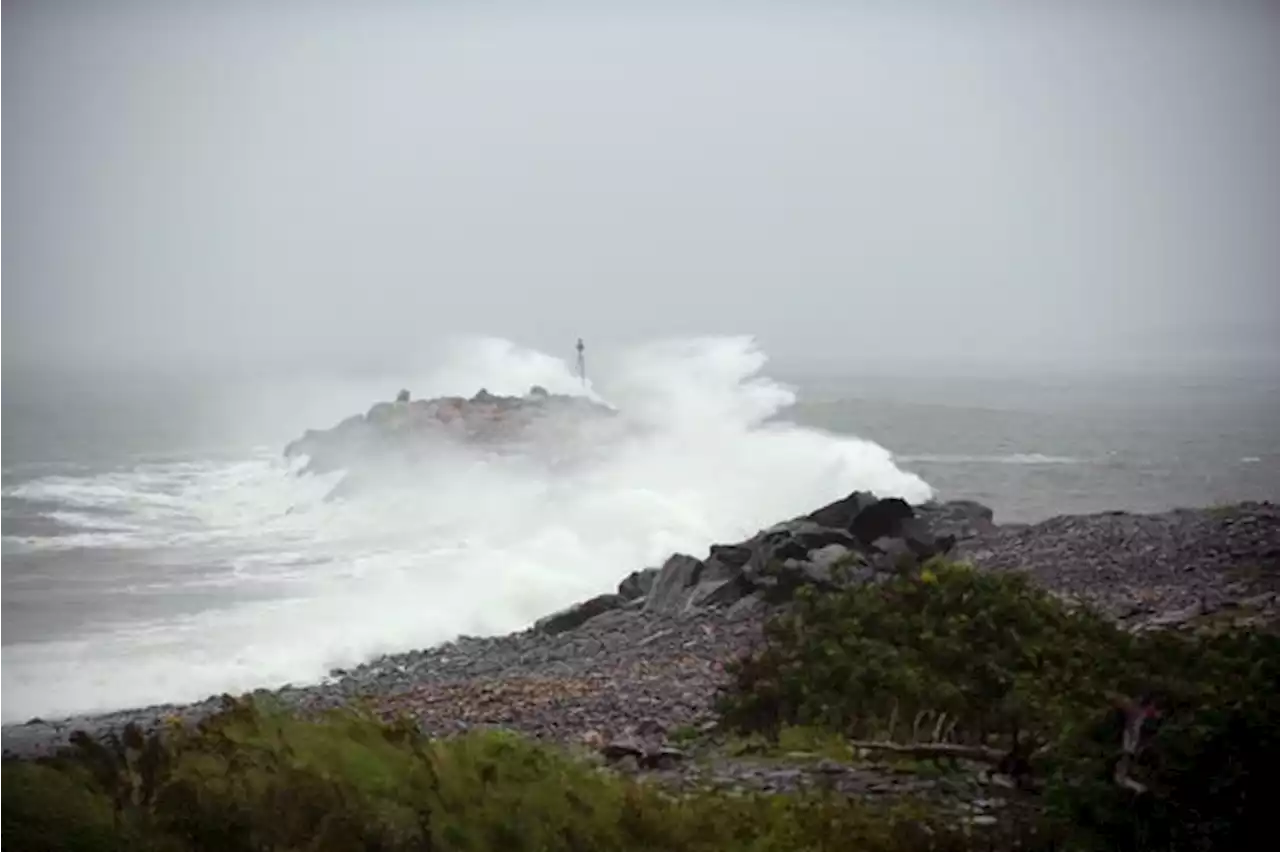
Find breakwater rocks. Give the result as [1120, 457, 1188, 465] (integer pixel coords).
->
[5, 494, 1277, 800]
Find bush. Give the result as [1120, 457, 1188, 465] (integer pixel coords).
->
[716, 560, 1280, 850]
[3, 696, 1044, 852]
[717, 560, 1128, 748]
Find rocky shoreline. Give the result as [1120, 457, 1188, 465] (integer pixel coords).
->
[5, 493, 1277, 800]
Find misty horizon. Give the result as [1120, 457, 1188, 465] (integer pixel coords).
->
[5, 1, 1280, 380]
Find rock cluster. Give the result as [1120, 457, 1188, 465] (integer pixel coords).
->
[534, 491, 994, 630]
[283, 387, 616, 486]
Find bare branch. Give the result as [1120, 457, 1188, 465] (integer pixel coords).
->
[847, 740, 1007, 764]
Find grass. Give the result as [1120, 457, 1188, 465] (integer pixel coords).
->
[3, 696, 1052, 852]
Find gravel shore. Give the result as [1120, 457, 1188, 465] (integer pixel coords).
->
[5, 499, 1277, 788]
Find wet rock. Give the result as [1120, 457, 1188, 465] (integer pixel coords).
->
[723, 594, 769, 622]
[644, 554, 705, 614]
[849, 498, 917, 548]
[617, 568, 659, 601]
[803, 490, 881, 531]
[647, 493, 973, 612]
[915, 499, 998, 542]
[690, 574, 754, 609]
[704, 543, 755, 578]
[535, 594, 627, 635]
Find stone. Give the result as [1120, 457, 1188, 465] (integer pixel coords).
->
[643, 554, 705, 615]
[804, 490, 880, 531]
[808, 543, 855, 571]
[617, 568, 659, 601]
[869, 536, 919, 572]
[641, 745, 687, 770]
[701, 543, 755, 583]
[534, 594, 626, 635]
[914, 499, 998, 542]
[723, 594, 769, 622]
[689, 574, 754, 609]
[601, 737, 646, 762]
[850, 497, 916, 548]
[633, 718, 667, 738]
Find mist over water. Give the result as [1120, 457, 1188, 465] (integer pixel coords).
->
[1, 336, 931, 723]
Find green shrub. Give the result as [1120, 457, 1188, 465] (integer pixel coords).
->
[1051, 628, 1280, 851]
[717, 560, 1128, 749]
[2, 760, 140, 852]
[716, 560, 1280, 851]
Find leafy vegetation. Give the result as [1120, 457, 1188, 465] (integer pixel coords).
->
[5, 696, 1047, 852]
[716, 560, 1280, 851]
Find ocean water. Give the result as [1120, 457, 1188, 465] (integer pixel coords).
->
[3, 337, 1278, 724]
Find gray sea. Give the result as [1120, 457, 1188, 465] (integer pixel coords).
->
[3, 358, 1278, 724]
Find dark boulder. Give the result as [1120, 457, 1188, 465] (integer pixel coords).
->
[804, 490, 880, 531]
[534, 593, 626, 635]
[643, 554, 705, 615]
[622, 492, 984, 619]
[849, 497, 916, 548]
[701, 542, 754, 583]
[617, 568, 659, 601]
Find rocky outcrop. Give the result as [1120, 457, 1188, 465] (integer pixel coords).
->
[643, 554, 706, 615]
[534, 594, 630, 635]
[544, 491, 978, 630]
[617, 568, 659, 601]
[283, 387, 617, 495]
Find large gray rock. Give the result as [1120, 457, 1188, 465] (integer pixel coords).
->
[914, 500, 997, 542]
[617, 568, 659, 601]
[643, 554, 705, 615]
[534, 593, 626, 635]
[701, 543, 754, 584]
[803, 490, 880, 531]
[690, 574, 754, 609]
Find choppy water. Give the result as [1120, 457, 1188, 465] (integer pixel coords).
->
[3, 338, 1278, 723]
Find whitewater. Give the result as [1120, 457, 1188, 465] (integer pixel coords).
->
[1, 336, 932, 724]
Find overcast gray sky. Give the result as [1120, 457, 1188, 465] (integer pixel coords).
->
[4, 0, 1279, 377]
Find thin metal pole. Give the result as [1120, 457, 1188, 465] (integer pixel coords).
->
[575, 338, 586, 387]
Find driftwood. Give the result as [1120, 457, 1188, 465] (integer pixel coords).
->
[852, 693, 1160, 794]
[1111, 695, 1158, 794]
[846, 740, 1006, 764]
